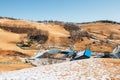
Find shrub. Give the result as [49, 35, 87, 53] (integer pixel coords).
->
[27, 29, 48, 44]
[0, 16, 17, 20]
[80, 20, 120, 24]
[0, 25, 35, 33]
[63, 23, 81, 32]
[0, 25, 48, 44]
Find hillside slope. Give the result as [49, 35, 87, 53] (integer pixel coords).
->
[75, 22, 120, 52]
[0, 19, 71, 71]
[1, 19, 120, 53]
[0, 18, 120, 71]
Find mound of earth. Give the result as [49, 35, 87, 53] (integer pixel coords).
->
[0, 58, 120, 80]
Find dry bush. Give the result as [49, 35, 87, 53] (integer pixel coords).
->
[95, 20, 120, 24]
[70, 31, 91, 42]
[0, 25, 35, 33]
[0, 50, 30, 57]
[0, 16, 17, 20]
[0, 25, 48, 44]
[80, 20, 120, 24]
[62, 23, 83, 43]
[63, 23, 81, 32]
[27, 29, 48, 44]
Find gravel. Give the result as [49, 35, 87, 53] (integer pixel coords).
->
[0, 58, 120, 80]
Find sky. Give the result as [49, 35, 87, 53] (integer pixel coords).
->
[0, 0, 120, 22]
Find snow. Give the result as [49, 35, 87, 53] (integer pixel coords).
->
[0, 58, 120, 80]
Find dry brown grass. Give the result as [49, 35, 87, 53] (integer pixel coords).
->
[0, 19, 70, 71]
[1, 19, 120, 52]
[81, 23, 120, 39]
[0, 19, 120, 72]
[0, 50, 30, 62]
[0, 28, 37, 55]
[0, 50, 33, 72]
[0, 64, 32, 72]
[75, 22, 120, 52]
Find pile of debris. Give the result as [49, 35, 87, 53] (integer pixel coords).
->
[26, 48, 91, 66]
[25, 45, 120, 66]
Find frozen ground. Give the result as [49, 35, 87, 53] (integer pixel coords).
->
[0, 58, 120, 80]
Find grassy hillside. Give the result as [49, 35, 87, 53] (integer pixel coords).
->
[0, 19, 120, 52]
[1, 18, 120, 71]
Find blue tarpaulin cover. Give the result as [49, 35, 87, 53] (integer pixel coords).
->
[70, 49, 92, 61]
[84, 49, 92, 57]
[47, 48, 61, 54]
[67, 50, 74, 55]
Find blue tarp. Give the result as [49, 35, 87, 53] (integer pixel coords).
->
[47, 48, 61, 54]
[84, 49, 92, 58]
[67, 50, 74, 55]
[70, 49, 92, 61]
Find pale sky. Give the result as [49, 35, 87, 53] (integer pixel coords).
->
[0, 0, 120, 22]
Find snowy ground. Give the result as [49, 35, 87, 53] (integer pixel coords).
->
[0, 58, 120, 80]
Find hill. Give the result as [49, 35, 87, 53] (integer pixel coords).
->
[0, 18, 120, 71]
